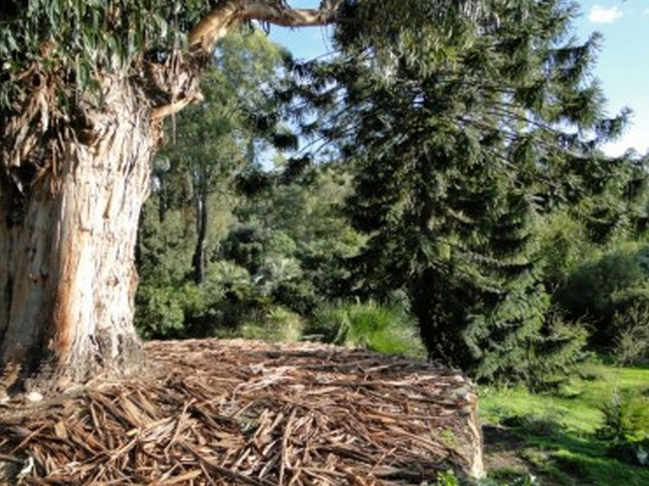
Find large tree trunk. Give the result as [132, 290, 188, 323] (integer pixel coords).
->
[0, 0, 343, 391]
[0, 80, 157, 390]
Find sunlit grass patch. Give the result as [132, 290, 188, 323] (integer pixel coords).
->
[479, 360, 649, 485]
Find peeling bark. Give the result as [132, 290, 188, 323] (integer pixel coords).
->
[0, 0, 345, 389]
[0, 79, 156, 389]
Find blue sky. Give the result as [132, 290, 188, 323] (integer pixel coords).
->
[269, 1, 648, 157]
[573, 1, 649, 156]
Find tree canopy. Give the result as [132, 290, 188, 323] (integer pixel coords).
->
[0, 0, 647, 388]
[270, 0, 645, 383]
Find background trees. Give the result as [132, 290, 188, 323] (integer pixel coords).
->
[135, 28, 364, 338]
[132, 0, 649, 387]
[136, 28, 284, 337]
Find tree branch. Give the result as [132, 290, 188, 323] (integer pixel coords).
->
[189, 0, 342, 53]
[151, 91, 204, 121]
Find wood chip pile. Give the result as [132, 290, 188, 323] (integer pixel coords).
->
[0, 339, 483, 485]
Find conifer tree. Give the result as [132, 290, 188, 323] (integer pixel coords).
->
[290, 0, 640, 382]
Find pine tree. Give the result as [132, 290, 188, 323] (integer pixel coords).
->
[289, 0, 637, 382]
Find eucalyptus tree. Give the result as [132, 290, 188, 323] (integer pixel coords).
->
[291, 0, 641, 381]
[0, 0, 489, 388]
[0, 0, 355, 389]
[156, 29, 288, 285]
[134, 30, 289, 338]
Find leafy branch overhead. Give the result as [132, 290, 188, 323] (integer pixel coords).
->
[0, 0, 351, 209]
[0, 0, 491, 210]
[0, 0, 488, 110]
[0, 1, 339, 112]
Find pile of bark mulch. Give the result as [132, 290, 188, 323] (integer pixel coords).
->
[0, 339, 483, 485]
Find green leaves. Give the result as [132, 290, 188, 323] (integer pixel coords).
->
[287, 0, 643, 384]
[333, 0, 485, 79]
[0, 0, 197, 110]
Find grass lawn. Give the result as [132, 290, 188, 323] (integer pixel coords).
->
[478, 361, 649, 485]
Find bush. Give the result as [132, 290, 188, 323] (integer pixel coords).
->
[432, 470, 459, 486]
[306, 300, 425, 357]
[135, 261, 253, 339]
[239, 307, 305, 343]
[135, 284, 188, 339]
[500, 413, 562, 438]
[597, 391, 649, 444]
[613, 303, 649, 365]
[554, 245, 649, 347]
[469, 303, 590, 390]
[525, 312, 591, 391]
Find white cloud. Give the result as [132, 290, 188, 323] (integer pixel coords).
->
[588, 5, 623, 24]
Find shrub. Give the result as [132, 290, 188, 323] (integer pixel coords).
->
[554, 245, 649, 347]
[469, 305, 590, 390]
[239, 307, 305, 343]
[500, 413, 562, 438]
[597, 391, 649, 444]
[432, 470, 459, 486]
[525, 312, 591, 391]
[613, 303, 649, 365]
[135, 261, 253, 339]
[135, 284, 188, 339]
[306, 300, 425, 357]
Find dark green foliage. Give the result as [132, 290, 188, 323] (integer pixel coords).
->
[597, 391, 649, 467]
[280, 0, 646, 384]
[607, 440, 649, 468]
[221, 223, 270, 275]
[226, 162, 364, 316]
[134, 185, 246, 338]
[466, 302, 590, 388]
[555, 245, 649, 347]
[569, 154, 649, 244]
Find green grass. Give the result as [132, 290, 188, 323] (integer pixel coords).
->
[479, 360, 649, 485]
[306, 300, 426, 357]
